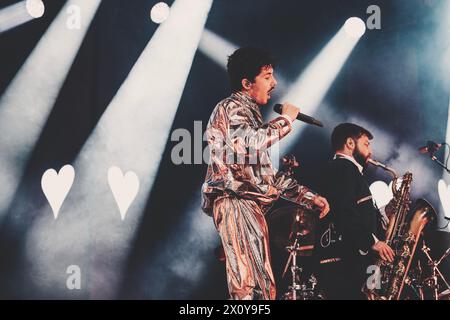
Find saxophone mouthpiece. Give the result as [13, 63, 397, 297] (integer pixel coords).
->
[368, 158, 398, 179]
[368, 158, 383, 167]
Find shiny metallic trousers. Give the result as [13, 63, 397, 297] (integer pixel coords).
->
[214, 196, 276, 300]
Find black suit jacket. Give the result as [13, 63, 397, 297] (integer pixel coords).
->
[318, 157, 384, 258]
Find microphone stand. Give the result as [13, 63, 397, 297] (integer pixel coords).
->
[428, 153, 450, 173]
[423, 142, 450, 173]
[421, 241, 450, 300]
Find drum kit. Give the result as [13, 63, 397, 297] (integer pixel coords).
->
[411, 240, 450, 300]
[213, 153, 450, 300]
[266, 204, 325, 300]
[213, 200, 450, 300]
[265, 203, 450, 300]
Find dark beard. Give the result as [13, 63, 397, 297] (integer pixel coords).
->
[353, 148, 368, 170]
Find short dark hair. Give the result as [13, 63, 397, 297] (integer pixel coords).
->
[331, 123, 373, 152]
[227, 47, 276, 92]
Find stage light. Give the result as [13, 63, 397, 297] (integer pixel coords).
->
[0, 1, 36, 33]
[344, 17, 366, 39]
[150, 2, 170, 24]
[25, 0, 45, 18]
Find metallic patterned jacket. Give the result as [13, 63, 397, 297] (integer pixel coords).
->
[201, 91, 317, 216]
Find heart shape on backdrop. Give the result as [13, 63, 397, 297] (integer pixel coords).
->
[369, 180, 393, 208]
[107, 166, 139, 220]
[41, 165, 75, 219]
[438, 179, 450, 219]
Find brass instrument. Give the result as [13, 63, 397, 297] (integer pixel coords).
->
[364, 159, 436, 300]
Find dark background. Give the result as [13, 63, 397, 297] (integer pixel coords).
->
[0, 0, 449, 299]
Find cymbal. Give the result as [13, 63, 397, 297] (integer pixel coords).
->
[438, 289, 450, 300]
[267, 204, 317, 256]
[266, 204, 315, 223]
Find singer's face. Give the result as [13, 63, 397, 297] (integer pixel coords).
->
[247, 65, 277, 105]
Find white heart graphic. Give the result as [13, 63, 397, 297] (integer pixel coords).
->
[369, 180, 393, 208]
[438, 179, 450, 219]
[41, 165, 75, 219]
[108, 166, 139, 220]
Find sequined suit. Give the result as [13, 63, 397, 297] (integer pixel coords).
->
[202, 91, 317, 300]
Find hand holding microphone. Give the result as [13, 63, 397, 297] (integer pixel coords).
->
[280, 103, 300, 122]
[273, 103, 324, 127]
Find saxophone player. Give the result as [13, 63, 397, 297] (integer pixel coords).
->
[315, 123, 395, 300]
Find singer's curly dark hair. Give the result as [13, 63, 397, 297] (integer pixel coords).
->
[227, 47, 276, 92]
[331, 123, 373, 152]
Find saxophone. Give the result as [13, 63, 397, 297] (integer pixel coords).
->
[364, 159, 436, 300]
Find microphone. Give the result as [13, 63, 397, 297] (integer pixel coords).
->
[419, 141, 442, 154]
[273, 104, 323, 127]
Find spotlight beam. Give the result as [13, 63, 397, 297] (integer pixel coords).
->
[24, 0, 213, 299]
[198, 28, 288, 94]
[273, 19, 366, 155]
[139, 199, 218, 299]
[199, 28, 238, 69]
[0, 0, 102, 218]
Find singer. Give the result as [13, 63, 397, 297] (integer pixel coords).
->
[201, 47, 330, 300]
